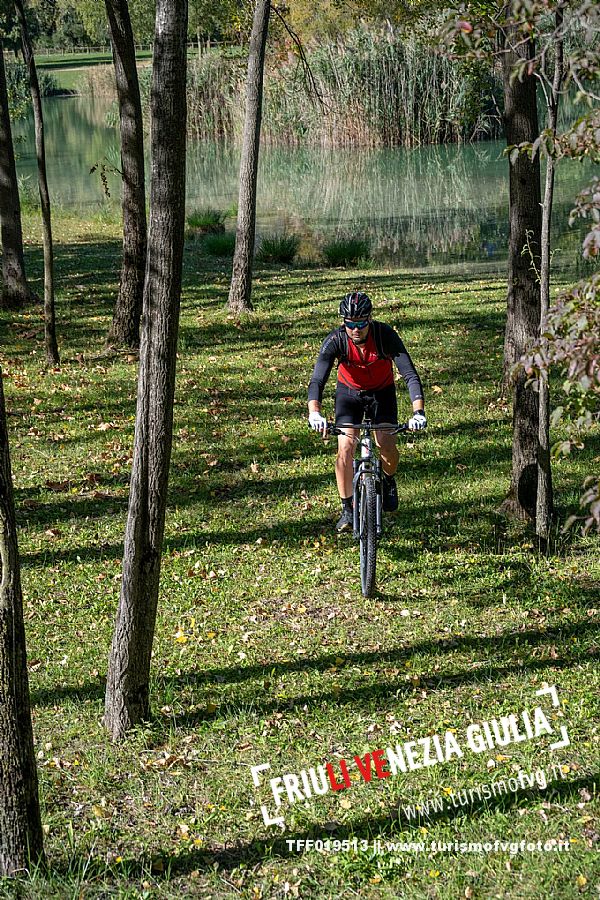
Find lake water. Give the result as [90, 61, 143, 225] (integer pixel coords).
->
[14, 95, 595, 272]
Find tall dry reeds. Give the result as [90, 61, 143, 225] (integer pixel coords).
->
[186, 27, 501, 147]
[83, 64, 117, 98]
[83, 27, 501, 147]
[186, 49, 247, 141]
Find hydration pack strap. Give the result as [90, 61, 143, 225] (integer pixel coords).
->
[338, 321, 388, 362]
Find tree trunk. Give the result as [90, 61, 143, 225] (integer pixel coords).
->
[0, 367, 44, 876]
[104, 0, 188, 741]
[0, 41, 32, 309]
[14, 0, 60, 366]
[499, 30, 542, 521]
[105, 0, 148, 349]
[228, 0, 270, 315]
[536, 8, 564, 543]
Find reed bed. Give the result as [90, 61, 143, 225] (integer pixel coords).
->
[82, 27, 501, 147]
[186, 28, 501, 147]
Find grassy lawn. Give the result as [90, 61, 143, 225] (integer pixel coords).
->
[36, 51, 153, 70]
[1, 209, 598, 898]
[38, 55, 152, 94]
[43, 67, 91, 93]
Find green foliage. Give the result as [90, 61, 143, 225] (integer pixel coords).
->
[286, 0, 440, 44]
[17, 173, 39, 210]
[322, 237, 371, 266]
[188, 0, 252, 43]
[255, 233, 300, 264]
[524, 271, 600, 531]
[5, 60, 58, 119]
[3, 0, 250, 51]
[49, 1, 90, 49]
[187, 207, 226, 232]
[202, 231, 236, 256]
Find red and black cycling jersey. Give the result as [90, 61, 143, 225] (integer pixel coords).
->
[307, 320, 424, 404]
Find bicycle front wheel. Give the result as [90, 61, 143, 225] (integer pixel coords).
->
[359, 475, 377, 597]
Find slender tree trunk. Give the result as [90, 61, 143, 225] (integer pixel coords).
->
[14, 0, 60, 365]
[0, 368, 44, 876]
[105, 0, 148, 349]
[499, 29, 542, 521]
[104, 0, 188, 741]
[228, 0, 270, 315]
[0, 42, 31, 309]
[536, 8, 564, 543]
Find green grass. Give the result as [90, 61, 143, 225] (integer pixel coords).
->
[35, 52, 153, 94]
[323, 237, 372, 267]
[35, 51, 153, 70]
[202, 231, 236, 257]
[256, 233, 300, 265]
[0, 209, 598, 898]
[44, 67, 86, 93]
[186, 207, 226, 234]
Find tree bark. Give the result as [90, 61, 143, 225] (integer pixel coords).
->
[0, 41, 32, 309]
[536, 8, 564, 543]
[105, 0, 148, 349]
[14, 0, 60, 366]
[104, 0, 188, 741]
[0, 367, 44, 876]
[228, 0, 270, 315]
[499, 29, 542, 521]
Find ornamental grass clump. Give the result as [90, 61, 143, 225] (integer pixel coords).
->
[322, 237, 371, 267]
[187, 207, 226, 234]
[255, 233, 300, 264]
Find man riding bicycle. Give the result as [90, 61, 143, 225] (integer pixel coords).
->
[307, 291, 426, 532]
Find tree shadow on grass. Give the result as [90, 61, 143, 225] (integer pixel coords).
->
[35, 770, 598, 885]
[169, 649, 599, 730]
[30, 618, 599, 712]
[17, 490, 512, 567]
[167, 771, 599, 873]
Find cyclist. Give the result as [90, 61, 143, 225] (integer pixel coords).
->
[308, 291, 426, 532]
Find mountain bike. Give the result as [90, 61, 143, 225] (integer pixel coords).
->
[326, 421, 409, 597]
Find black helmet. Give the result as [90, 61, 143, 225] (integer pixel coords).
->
[339, 291, 372, 319]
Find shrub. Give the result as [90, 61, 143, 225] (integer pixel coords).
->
[187, 207, 226, 234]
[18, 175, 39, 212]
[5, 62, 57, 119]
[203, 232, 236, 257]
[322, 237, 371, 267]
[256, 233, 300, 264]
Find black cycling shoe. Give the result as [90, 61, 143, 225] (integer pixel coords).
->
[336, 508, 354, 532]
[382, 474, 398, 512]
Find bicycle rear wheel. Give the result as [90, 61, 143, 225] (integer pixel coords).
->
[359, 475, 377, 597]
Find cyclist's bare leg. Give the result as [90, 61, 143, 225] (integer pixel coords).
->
[335, 428, 358, 497]
[374, 429, 398, 477]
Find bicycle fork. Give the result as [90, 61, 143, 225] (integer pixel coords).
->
[352, 458, 383, 540]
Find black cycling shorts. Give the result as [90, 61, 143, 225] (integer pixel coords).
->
[334, 381, 398, 426]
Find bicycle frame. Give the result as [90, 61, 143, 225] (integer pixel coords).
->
[351, 425, 382, 539]
[330, 421, 408, 542]
[310, 418, 410, 597]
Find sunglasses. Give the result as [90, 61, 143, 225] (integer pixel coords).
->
[343, 318, 370, 330]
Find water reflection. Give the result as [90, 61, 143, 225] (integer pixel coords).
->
[13, 95, 595, 272]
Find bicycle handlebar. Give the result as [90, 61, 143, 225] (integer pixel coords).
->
[325, 422, 410, 436]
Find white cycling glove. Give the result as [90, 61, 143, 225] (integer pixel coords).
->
[308, 410, 328, 435]
[408, 410, 427, 431]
